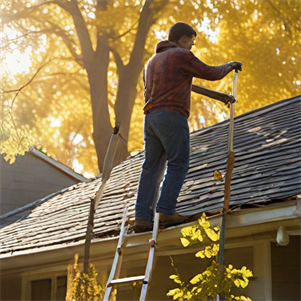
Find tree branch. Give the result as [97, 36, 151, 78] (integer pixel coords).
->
[111, 19, 139, 41]
[266, 0, 292, 38]
[56, 0, 94, 69]
[55, 0, 73, 14]
[109, 47, 124, 74]
[2, 61, 50, 97]
[1, 60, 51, 151]
[52, 26, 84, 66]
[126, 0, 169, 72]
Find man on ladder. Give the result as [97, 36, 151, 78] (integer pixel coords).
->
[104, 22, 242, 301]
[134, 22, 242, 233]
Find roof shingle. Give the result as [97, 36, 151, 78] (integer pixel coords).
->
[1, 96, 300, 255]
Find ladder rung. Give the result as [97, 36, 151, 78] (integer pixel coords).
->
[104, 212, 160, 301]
[121, 242, 150, 249]
[110, 275, 145, 285]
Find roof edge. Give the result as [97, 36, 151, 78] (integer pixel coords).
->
[1, 199, 299, 262]
[29, 147, 91, 183]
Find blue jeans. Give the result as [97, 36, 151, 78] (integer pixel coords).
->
[135, 110, 190, 220]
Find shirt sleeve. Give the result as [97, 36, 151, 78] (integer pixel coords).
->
[180, 51, 233, 81]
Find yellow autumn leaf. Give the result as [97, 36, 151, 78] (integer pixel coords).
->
[184, 291, 192, 299]
[199, 216, 210, 229]
[198, 234, 204, 242]
[191, 286, 198, 293]
[242, 297, 249, 301]
[211, 244, 219, 256]
[197, 287, 202, 293]
[173, 290, 184, 300]
[181, 226, 193, 237]
[234, 279, 241, 287]
[213, 170, 224, 180]
[204, 228, 220, 241]
[190, 274, 203, 284]
[241, 266, 253, 278]
[204, 246, 213, 258]
[167, 288, 181, 296]
[191, 228, 201, 240]
[241, 279, 249, 288]
[195, 250, 205, 258]
[180, 237, 191, 247]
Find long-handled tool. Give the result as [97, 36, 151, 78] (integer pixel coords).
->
[191, 84, 235, 105]
[217, 70, 238, 301]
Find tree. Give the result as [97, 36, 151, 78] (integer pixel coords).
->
[1, 0, 300, 175]
[2, 0, 171, 174]
[0, 61, 43, 163]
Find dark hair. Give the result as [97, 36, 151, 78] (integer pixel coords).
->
[168, 22, 197, 42]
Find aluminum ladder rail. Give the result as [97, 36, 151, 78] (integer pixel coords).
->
[103, 211, 160, 301]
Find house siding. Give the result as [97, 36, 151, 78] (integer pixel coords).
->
[1, 237, 300, 301]
[0, 275, 22, 301]
[114, 246, 254, 301]
[271, 235, 301, 301]
[0, 153, 83, 215]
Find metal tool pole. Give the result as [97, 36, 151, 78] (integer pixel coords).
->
[217, 70, 238, 301]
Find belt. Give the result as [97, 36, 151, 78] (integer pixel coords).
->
[147, 106, 172, 114]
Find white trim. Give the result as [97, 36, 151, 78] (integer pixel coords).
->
[253, 241, 272, 301]
[21, 269, 67, 301]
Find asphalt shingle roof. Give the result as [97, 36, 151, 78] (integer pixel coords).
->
[1, 96, 300, 255]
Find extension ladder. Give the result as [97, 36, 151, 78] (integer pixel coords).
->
[103, 210, 160, 301]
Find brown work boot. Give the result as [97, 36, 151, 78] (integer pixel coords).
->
[134, 218, 152, 233]
[159, 212, 189, 228]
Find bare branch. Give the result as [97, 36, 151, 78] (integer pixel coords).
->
[55, 0, 73, 14]
[1, 60, 51, 152]
[111, 19, 139, 41]
[127, 0, 156, 69]
[2, 61, 50, 101]
[51, 26, 84, 66]
[67, 0, 94, 68]
[266, 0, 292, 38]
[1, 0, 55, 24]
[109, 47, 124, 73]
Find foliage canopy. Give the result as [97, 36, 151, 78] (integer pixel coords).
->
[1, 0, 300, 176]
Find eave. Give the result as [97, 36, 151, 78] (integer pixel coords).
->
[1, 199, 300, 276]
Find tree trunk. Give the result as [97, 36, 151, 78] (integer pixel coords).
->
[115, 66, 140, 146]
[87, 33, 113, 173]
[65, 0, 168, 173]
[114, 0, 157, 148]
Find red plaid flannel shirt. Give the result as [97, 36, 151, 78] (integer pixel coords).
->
[143, 40, 233, 118]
